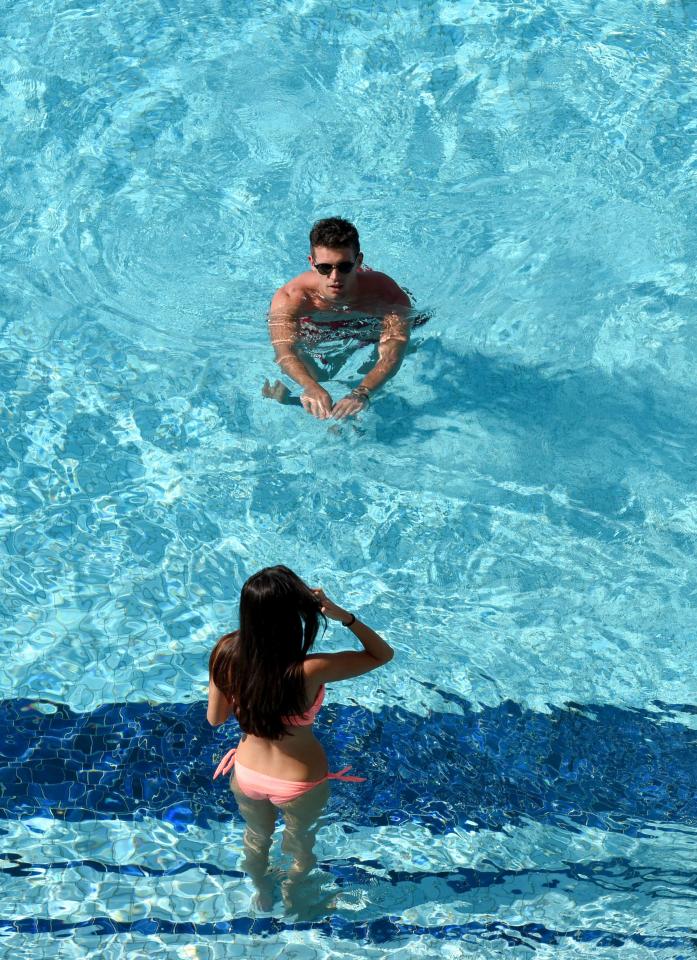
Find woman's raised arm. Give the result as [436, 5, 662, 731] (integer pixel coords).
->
[304, 588, 394, 685]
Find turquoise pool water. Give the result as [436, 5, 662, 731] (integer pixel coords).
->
[1, 0, 697, 956]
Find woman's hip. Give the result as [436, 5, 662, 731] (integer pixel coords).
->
[232, 760, 328, 806]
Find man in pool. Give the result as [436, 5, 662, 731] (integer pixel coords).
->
[264, 217, 415, 420]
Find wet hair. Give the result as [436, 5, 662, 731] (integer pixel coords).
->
[209, 565, 326, 740]
[309, 217, 360, 257]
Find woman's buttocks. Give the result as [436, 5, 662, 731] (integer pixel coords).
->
[235, 728, 329, 782]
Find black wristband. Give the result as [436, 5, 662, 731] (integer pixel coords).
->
[342, 613, 356, 627]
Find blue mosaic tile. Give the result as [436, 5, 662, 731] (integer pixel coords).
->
[0, 692, 695, 835]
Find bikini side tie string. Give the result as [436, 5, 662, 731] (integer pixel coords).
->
[213, 748, 237, 780]
[326, 766, 366, 783]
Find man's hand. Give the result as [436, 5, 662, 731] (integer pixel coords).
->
[332, 388, 369, 419]
[301, 385, 333, 419]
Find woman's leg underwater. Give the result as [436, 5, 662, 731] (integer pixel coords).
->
[278, 780, 330, 906]
[231, 774, 277, 907]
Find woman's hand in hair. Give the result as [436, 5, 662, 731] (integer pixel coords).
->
[313, 588, 351, 623]
[304, 589, 393, 685]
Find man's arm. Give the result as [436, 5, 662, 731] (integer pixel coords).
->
[331, 296, 411, 420]
[268, 290, 333, 419]
[360, 309, 410, 391]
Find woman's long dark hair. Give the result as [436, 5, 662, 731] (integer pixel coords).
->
[209, 565, 326, 740]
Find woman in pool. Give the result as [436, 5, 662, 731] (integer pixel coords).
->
[207, 565, 394, 910]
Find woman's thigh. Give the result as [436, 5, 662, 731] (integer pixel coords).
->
[279, 780, 330, 833]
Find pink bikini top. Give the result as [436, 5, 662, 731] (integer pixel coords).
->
[283, 684, 325, 727]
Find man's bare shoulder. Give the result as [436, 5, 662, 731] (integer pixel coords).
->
[359, 269, 411, 308]
[270, 272, 316, 315]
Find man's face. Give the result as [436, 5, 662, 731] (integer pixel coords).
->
[309, 245, 363, 302]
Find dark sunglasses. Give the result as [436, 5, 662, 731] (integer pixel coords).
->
[312, 259, 357, 276]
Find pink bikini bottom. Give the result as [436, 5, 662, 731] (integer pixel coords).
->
[213, 749, 364, 806]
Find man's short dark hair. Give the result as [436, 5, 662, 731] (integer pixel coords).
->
[309, 218, 360, 257]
